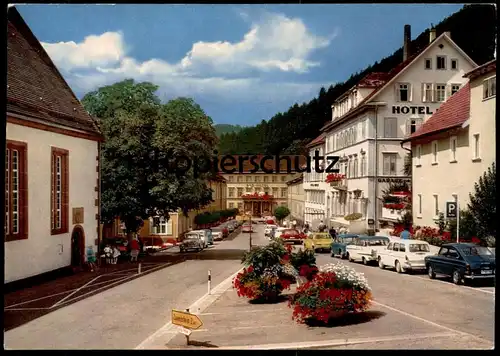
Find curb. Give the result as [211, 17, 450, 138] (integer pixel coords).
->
[135, 265, 246, 349]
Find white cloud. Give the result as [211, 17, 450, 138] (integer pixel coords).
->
[42, 31, 126, 71]
[41, 12, 336, 101]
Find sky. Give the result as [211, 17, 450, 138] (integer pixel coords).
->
[16, 4, 464, 126]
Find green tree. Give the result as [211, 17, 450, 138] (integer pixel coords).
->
[82, 80, 216, 241]
[467, 163, 496, 242]
[274, 206, 291, 223]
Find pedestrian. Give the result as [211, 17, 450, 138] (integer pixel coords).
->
[329, 227, 337, 239]
[112, 246, 121, 264]
[103, 244, 113, 265]
[400, 225, 411, 240]
[339, 226, 348, 235]
[270, 227, 276, 240]
[130, 238, 140, 262]
[318, 220, 326, 232]
[86, 245, 97, 272]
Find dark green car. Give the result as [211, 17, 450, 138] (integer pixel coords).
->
[331, 234, 360, 259]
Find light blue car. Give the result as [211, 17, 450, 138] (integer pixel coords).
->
[202, 229, 214, 245]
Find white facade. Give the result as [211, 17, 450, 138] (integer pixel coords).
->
[5, 122, 99, 283]
[411, 62, 496, 227]
[322, 32, 476, 230]
[304, 143, 331, 228]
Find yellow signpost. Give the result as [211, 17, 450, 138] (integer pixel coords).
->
[172, 309, 203, 330]
[172, 309, 203, 346]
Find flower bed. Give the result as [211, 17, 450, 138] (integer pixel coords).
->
[325, 173, 345, 183]
[391, 225, 481, 246]
[233, 240, 297, 302]
[289, 262, 372, 324]
[241, 192, 273, 200]
[383, 203, 406, 210]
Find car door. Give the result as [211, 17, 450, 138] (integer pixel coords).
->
[391, 243, 402, 266]
[380, 242, 393, 266]
[433, 247, 449, 274]
[442, 247, 463, 276]
[349, 238, 362, 260]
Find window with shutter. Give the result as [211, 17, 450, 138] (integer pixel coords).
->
[382, 153, 397, 175]
[446, 84, 452, 100]
[435, 84, 446, 102]
[422, 83, 433, 102]
[384, 117, 397, 138]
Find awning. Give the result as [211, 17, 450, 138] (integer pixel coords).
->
[305, 208, 325, 215]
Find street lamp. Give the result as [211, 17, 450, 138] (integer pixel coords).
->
[246, 211, 253, 251]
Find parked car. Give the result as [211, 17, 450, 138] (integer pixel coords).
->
[143, 236, 172, 251]
[211, 227, 224, 241]
[274, 227, 287, 239]
[180, 232, 205, 252]
[378, 239, 433, 273]
[279, 228, 307, 245]
[222, 222, 235, 233]
[425, 243, 496, 285]
[331, 233, 360, 259]
[242, 224, 253, 233]
[345, 236, 390, 265]
[265, 224, 278, 237]
[304, 232, 334, 253]
[191, 230, 209, 248]
[201, 229, 214, 245]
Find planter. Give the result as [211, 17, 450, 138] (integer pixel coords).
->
[330, 181, 341, 187]
[328, 310, 348, 319]
[349, 220, 366, 234]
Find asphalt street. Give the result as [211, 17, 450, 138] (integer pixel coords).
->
[5, 225, 494, 350]
[4, 225, 265, 350]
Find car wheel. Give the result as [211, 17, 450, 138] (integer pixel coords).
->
[347, 253, 354, 262]
[395, 260, 403, 273]
[378, 257, 385, 269]
[339, 249, 343, 259]
[427, 265, 436, 279]
[452, 270, 463, 285]
[362, 257, 368, 265]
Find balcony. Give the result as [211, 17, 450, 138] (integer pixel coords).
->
[381, 207, 404, 221]
[329, 178, 348, 191]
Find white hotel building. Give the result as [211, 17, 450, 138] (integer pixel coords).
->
[305, 25, 477, 231]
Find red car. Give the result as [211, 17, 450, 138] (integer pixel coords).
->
[279, 229, 306, 245]
[242, 225, 253, 233]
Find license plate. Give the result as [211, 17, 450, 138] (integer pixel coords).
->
[481, 270, 493, 275]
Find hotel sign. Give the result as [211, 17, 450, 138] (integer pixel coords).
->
[392, 106, 433, 115]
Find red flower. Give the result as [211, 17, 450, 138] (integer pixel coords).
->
[471, 237, 481, 244]
[325, 173, 345, 183]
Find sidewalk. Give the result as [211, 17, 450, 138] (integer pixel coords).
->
[161, 281, 489, 350]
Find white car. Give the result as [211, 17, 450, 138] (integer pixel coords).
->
[211, 228, 224, 241]
[265, 224, 278, 237]
[378, 239, 434, 273]
[345, 236, 390, 265]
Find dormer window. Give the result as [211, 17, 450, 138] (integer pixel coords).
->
[397, 83, 411, 102]
[424, 58, 432, 70]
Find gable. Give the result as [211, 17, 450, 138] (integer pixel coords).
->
[7, 7, 101, 136]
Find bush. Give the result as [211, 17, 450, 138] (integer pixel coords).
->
[289, 262, 372, 324]
[290, 249, 318, 281]
[274, 206, 291, 222]
[344, 213, 362, 221]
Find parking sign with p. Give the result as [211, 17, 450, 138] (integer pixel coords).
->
[446, 201, 457, 219]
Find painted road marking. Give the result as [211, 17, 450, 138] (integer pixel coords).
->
[135, 266, 245, 350]
[56, 263, 172, 307]
[372, 300, 493, 344]
[200, 309, 272, 316]
[413, 276, 495, 295]
[51, 276, 102, 308]
[4, 275, 137, 310]
[216, 332, 460, 350]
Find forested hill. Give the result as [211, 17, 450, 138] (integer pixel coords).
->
[217, 4, 496, 155]
[214, 124, 244, 137]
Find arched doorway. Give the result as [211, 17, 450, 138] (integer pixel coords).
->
[71, 225, 85, 268]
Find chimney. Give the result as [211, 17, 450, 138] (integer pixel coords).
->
[403, 24, 411, 62]
[429, 25, 436, 43]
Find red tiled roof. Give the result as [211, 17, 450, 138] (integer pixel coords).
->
[404, 83, 470, 142]
[7, 7, 101, 136]
[306, 133, 325, 148]
[464, 59, 496, 80]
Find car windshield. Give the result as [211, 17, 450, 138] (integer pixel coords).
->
[409, 244, 430, 252]
[460, 246, 493, 256]
[284, 230, 298, 235]
[185, 233, 199, 239]
[341, 238, 354, 244]
[313, 234, 330, 240]
[367, 239, 388, 246]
